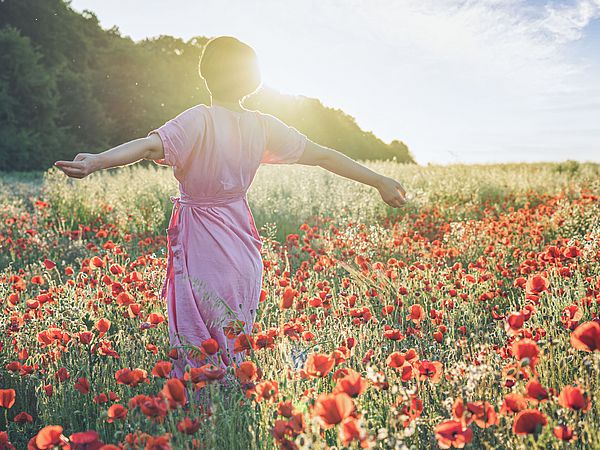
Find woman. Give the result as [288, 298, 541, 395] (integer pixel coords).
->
[54, 36, 408, 386]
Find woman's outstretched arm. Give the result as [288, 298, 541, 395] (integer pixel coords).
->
[54, 134, 164, 178]
[296, 140, 409, 208]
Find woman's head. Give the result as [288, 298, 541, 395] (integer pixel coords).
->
[199, 36, 262, 103]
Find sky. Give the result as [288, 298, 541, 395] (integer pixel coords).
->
[69, 0, 600, 164]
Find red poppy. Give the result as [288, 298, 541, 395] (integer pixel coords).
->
[512, 409, 547, 435]
[93, 393, 108, 404]
[386, 351, 407, 369]
[466, 401, 498, 428]
[525, 378, 549, 402]
[277, 400, 295, 418]
[161, 378, 187, 408]
[506, 312, 525, 334]
[233, 333, 255, 354]
[235, 361, 259, 383]
[89, 256, 105, 269]
[68, 430, 104, 449]
[560, 304, 583, 330]
[151, 361, 172, 378]
[417, 360, 443, 383]
[312, 392, 355, 429]
[43, 258, 56, 270]
[95, 318, 111, 338]
[500, 393, 528, 415]
[147, 313, 165, 325]
[271, 413, 306, 446]
[128, 394, 151, 410]
[570, 321, 600, 352]
[30, 425, 68, 450]
[13, 411, 33, 423]
[140, 396, 169, 421]
[333, 369, 368, 397]
[115, 292, 134, 306]
[107, 404, 128, 422]
[201, 338, 219, 355]
[563, 245, 581, 258]
[553, 425, 576, 442]
[304, 352, 335, 378]
[254, 380, 279, 403]
[339, 417, 369, 448]
[115, 368, 148, 387]
[396, 395, 423, 427]
[386, 348, 418, 369]
[511, 338, 539, 370]
[382, 305, 394, 315]
[407, 304, 425, 325]
[78, 331, 93, 345]
[280, 286, 296, 309]
[452, 397, 466, 422]
[126, 303, 141, 318]
[434, 420, 473, 449]
[362, 349, 374, 364]
[31, 275, 46, 285]
[141, 434, 171, 449]
[557, 385, 591, 412]
[383, 328, 405, 341]
[525, 274, 549, 295]
[303, 331, 316, 343]
[74, 377, 90, 394]
[55, 368, 70, 383]
[109, 263, 124, 275]
[177, 417, 201, 435]
[198, 364, 226, 380]
[0, 389, 16, 409]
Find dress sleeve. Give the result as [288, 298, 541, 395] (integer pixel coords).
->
[148, 105, 205, 169]
[260, 113, 308, 164]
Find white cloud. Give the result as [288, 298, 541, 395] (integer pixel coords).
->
[337, 0, 600, 93]
[541, 0, 600, 43]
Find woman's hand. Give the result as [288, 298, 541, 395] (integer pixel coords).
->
[376, 175, 408, 208]
[54, 153, 100, 179]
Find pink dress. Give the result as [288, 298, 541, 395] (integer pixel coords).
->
[150, 103, 308, 381]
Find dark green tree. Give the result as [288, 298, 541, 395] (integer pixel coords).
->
[0, 26, 65, 170]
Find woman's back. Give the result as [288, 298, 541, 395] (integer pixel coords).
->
[151, 103, 309, 200]
[148, 102, 309, 378]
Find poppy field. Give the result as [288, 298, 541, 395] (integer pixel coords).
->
[1, 161, 599, 449]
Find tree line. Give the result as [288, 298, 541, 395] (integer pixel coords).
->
[0, 0, 415, 171]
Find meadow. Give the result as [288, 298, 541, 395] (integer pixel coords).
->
[0, 161, 599, 449]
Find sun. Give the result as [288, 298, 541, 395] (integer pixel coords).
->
[251, 41, 323, 100]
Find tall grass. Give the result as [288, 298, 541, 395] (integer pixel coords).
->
[38, 161, 599, 242]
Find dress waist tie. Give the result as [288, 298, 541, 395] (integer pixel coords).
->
[161, 192, 247, 301]
[170, 191, 247, 209]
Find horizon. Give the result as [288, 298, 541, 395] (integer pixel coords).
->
[69, 0, 600, 165]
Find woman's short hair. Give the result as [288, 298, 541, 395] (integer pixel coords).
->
[199, 36, 262, 102]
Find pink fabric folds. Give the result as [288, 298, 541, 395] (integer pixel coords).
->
[148, 104, 308, 381]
